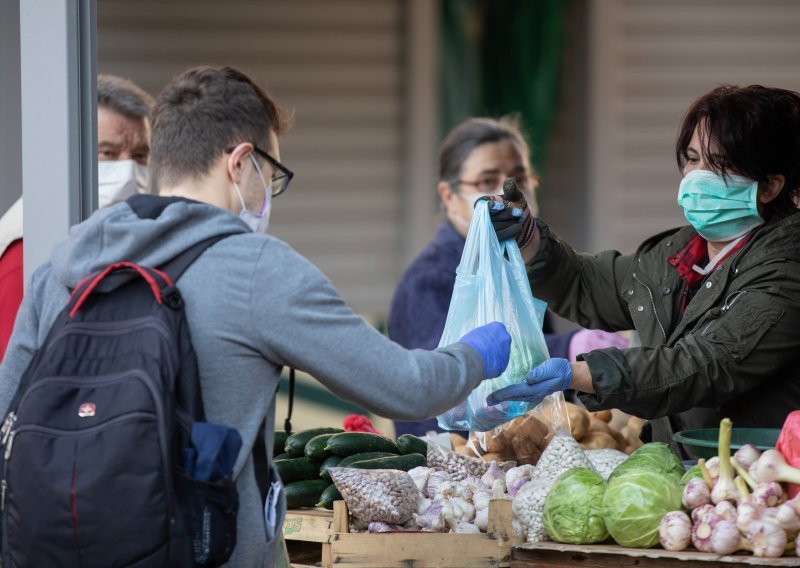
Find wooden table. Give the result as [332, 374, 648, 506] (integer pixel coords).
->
[511, 542, 800, 567]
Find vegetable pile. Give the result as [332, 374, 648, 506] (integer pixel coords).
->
[657, 417, 800, 558]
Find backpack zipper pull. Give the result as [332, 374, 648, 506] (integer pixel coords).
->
[4, 431, 15, 461]
[1, 413, 16, 446]
[1, 480, 6, 510]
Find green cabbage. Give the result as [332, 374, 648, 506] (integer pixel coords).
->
[608, 442, 684, 483]
[543, 468, 608, 544]
[680, 463, 703, 484]
[602, 469, 683, 548]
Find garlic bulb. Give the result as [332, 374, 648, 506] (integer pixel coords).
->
[733, 444, 762, 471]
[710, 520, 742, 555]
[751, 482, 785, 508]
[748, 519, 788, 558]
[481, 461, 505, 488]
[505, 465, 534, 489]
[474, 507, 489, 532]
[715, 501, 737, 522]
[414, 503, 446, 532]
[425, 471, 452, 499]
[659, 511, 691, 551]
[508, 476, 532, 497]
[452, 522, 481, 534]
[472, 489, 492, 512]
[408, 466, 434, 494]
[682, 478, 711, 509]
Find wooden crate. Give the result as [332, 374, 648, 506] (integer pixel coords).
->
[511, 541, 800, 568]
[283, 499, 522, 567]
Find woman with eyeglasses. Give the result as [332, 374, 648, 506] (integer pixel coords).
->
[484, 85, 800, 456]
[388, 117, 628, 437]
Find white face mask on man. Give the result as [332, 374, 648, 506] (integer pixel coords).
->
[97, 160, 149, 208]
[232, 154, 272, 234]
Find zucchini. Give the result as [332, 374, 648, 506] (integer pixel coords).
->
[396, 434, 428, 456]
[284, 427, 343, 457]
[304, 433, 338, 461]
[273, 452, 291, 461]
[324, 432, 399, 457]
[285, 479, 330, 509]
[347, 453, 426, 472]
[274, 457, 319, 483]
[319, 455, 343, 481]
[273, 430, 288, 456]
[316, 484, 343, 510]
[334, 452, 396, 469]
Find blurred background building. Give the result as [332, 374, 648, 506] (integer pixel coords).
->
[3, 0, 800, 432]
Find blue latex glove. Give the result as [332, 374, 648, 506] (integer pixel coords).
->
[485, 358, 572, 406]
[458, 322, 511, 380]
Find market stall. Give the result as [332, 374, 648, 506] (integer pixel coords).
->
[275, 405, 800, 568]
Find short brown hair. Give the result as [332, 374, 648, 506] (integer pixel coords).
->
[676, 85, 800, 220]
[97, 74, 154, 120]
[149, 66, 292, 187]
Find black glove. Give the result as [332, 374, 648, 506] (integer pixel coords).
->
[477, 178, 537, 247]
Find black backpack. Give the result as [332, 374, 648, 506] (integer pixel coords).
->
[0, 234, 239, 568]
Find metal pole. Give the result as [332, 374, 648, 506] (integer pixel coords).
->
[20, 0, 96, 285]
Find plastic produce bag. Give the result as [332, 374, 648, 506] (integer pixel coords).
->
[437, 201, 549, 432]
[329, 467, 419, 525]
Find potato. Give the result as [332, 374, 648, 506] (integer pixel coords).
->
[510, 433, 543, 466]
[579, 431, 617, 450]
[608, 427, 627, 450]
[565, 402, 590, 440]
[627, 416, 647, 435]
[590, 409, 613, 423]
[450, 433, 468, 448]
[481, 452, 504, 462]
[588, 417, 613, 434]
[482, 431, 508, 454]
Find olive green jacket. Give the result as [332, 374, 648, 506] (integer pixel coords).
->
[527, 211, 800, 455]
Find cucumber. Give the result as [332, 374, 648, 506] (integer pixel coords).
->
[285, 479, 330, 509]
[319, 455, 343, 481]
[304, 433, 338, 461]
[316, 484, 343, 510]
[273, 430, 288, 456]
[284, 427, 343, 457]
[273, 452, 291, 461]
[347, 453, 426, 472]
[274, 457, 319, 483]
[324, 432, 399, 457]
[396, 434, 428, 456]
[334, 452, 397, 469]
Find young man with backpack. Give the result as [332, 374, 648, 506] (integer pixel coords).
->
[0, 66, 511, 567]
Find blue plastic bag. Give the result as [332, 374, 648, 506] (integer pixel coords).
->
[437, 201, 550, 432]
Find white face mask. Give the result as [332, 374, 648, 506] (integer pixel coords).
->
[232, 154, 272, 233]
[452, 190, 503, 230]
[97, 160, 149, 209]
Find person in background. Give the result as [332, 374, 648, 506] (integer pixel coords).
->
[0, 65, 513, 567]
[485, 85, 800, 456]
[0, 198, 23, 360]
[0, 74, 154, 363]
[388, 117, 628, 437]
[96, 73, 155, 205]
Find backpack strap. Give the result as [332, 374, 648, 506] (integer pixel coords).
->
[160, 234, 234, 284]
[284, 367, 296, 437]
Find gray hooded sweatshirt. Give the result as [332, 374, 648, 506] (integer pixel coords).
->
[0, 196, 484, 567]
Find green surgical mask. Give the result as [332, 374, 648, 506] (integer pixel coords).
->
[677, 169, 764, 241]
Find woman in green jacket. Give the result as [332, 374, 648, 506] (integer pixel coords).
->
[486, 84, 800, 454]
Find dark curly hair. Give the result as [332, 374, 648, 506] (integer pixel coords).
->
[676, 84, 800, 221]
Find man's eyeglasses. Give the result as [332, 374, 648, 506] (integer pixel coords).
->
[225, 145, 294, 197]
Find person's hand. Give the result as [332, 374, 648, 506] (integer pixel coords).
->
[458, 322, 511, 380]
[485, 358, 572, 406]
[568, 329, 630, 361]
[477, 178, 537, 249]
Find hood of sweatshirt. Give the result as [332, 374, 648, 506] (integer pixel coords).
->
[49, 194, 249, 290]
